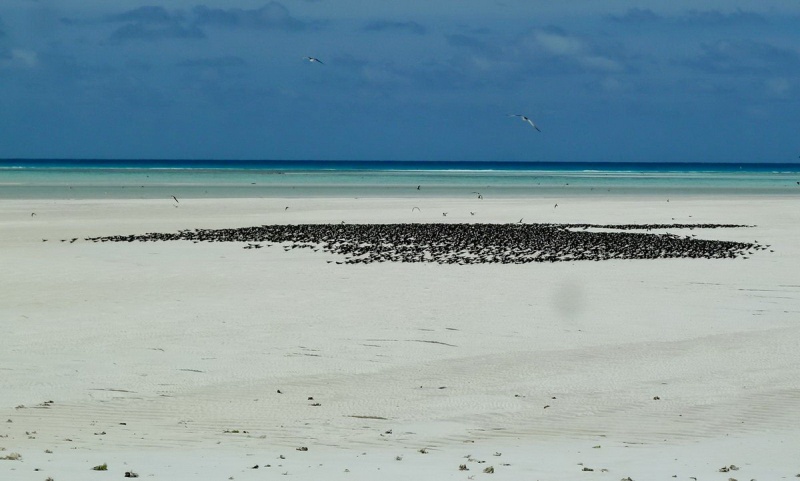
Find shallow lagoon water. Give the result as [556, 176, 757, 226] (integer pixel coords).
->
[1, 160, 799, 199]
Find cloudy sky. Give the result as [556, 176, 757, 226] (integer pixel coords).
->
[1, 1, 799, 162]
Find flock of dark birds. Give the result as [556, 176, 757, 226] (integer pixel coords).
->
[82, 222, 765, 265]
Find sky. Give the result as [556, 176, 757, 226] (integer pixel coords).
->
[1, 1, 799, 162]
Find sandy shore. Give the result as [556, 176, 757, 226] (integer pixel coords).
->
[2, 196, 800, 480]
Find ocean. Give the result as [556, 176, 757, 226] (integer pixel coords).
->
[1, 159, 799, 199]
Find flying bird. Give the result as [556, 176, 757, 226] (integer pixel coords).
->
[171, 195, 179, 203]
[305, 56, 324, 65]
[510, 114, 541, 132]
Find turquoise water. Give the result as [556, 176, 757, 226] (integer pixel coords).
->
[1, 160, 799, 199]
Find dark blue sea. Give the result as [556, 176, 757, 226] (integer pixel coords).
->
[1, 159, 799, 199]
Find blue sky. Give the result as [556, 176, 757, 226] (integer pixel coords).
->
[1, 1, 799, 162]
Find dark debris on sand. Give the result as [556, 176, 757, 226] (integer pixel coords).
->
[84, 223, 763, 265]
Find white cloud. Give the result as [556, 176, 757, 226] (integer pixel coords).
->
[0, 49, 38, 69]
[531, 31, 584, 56]
[521, 29, 623, 73]
[580, 55, 622, 72]
[765, 77, 791, 96]
[359, 64, 410, 86]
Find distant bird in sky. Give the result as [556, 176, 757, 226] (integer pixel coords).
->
[412, 207, 421, 212]
[172, 195, 179, 203]
[305, 56, 324, 65]
[472, 191, 483, 199]
[510, 114, 541, 132]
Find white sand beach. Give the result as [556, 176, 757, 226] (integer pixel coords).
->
[2, 195, 800, 480]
